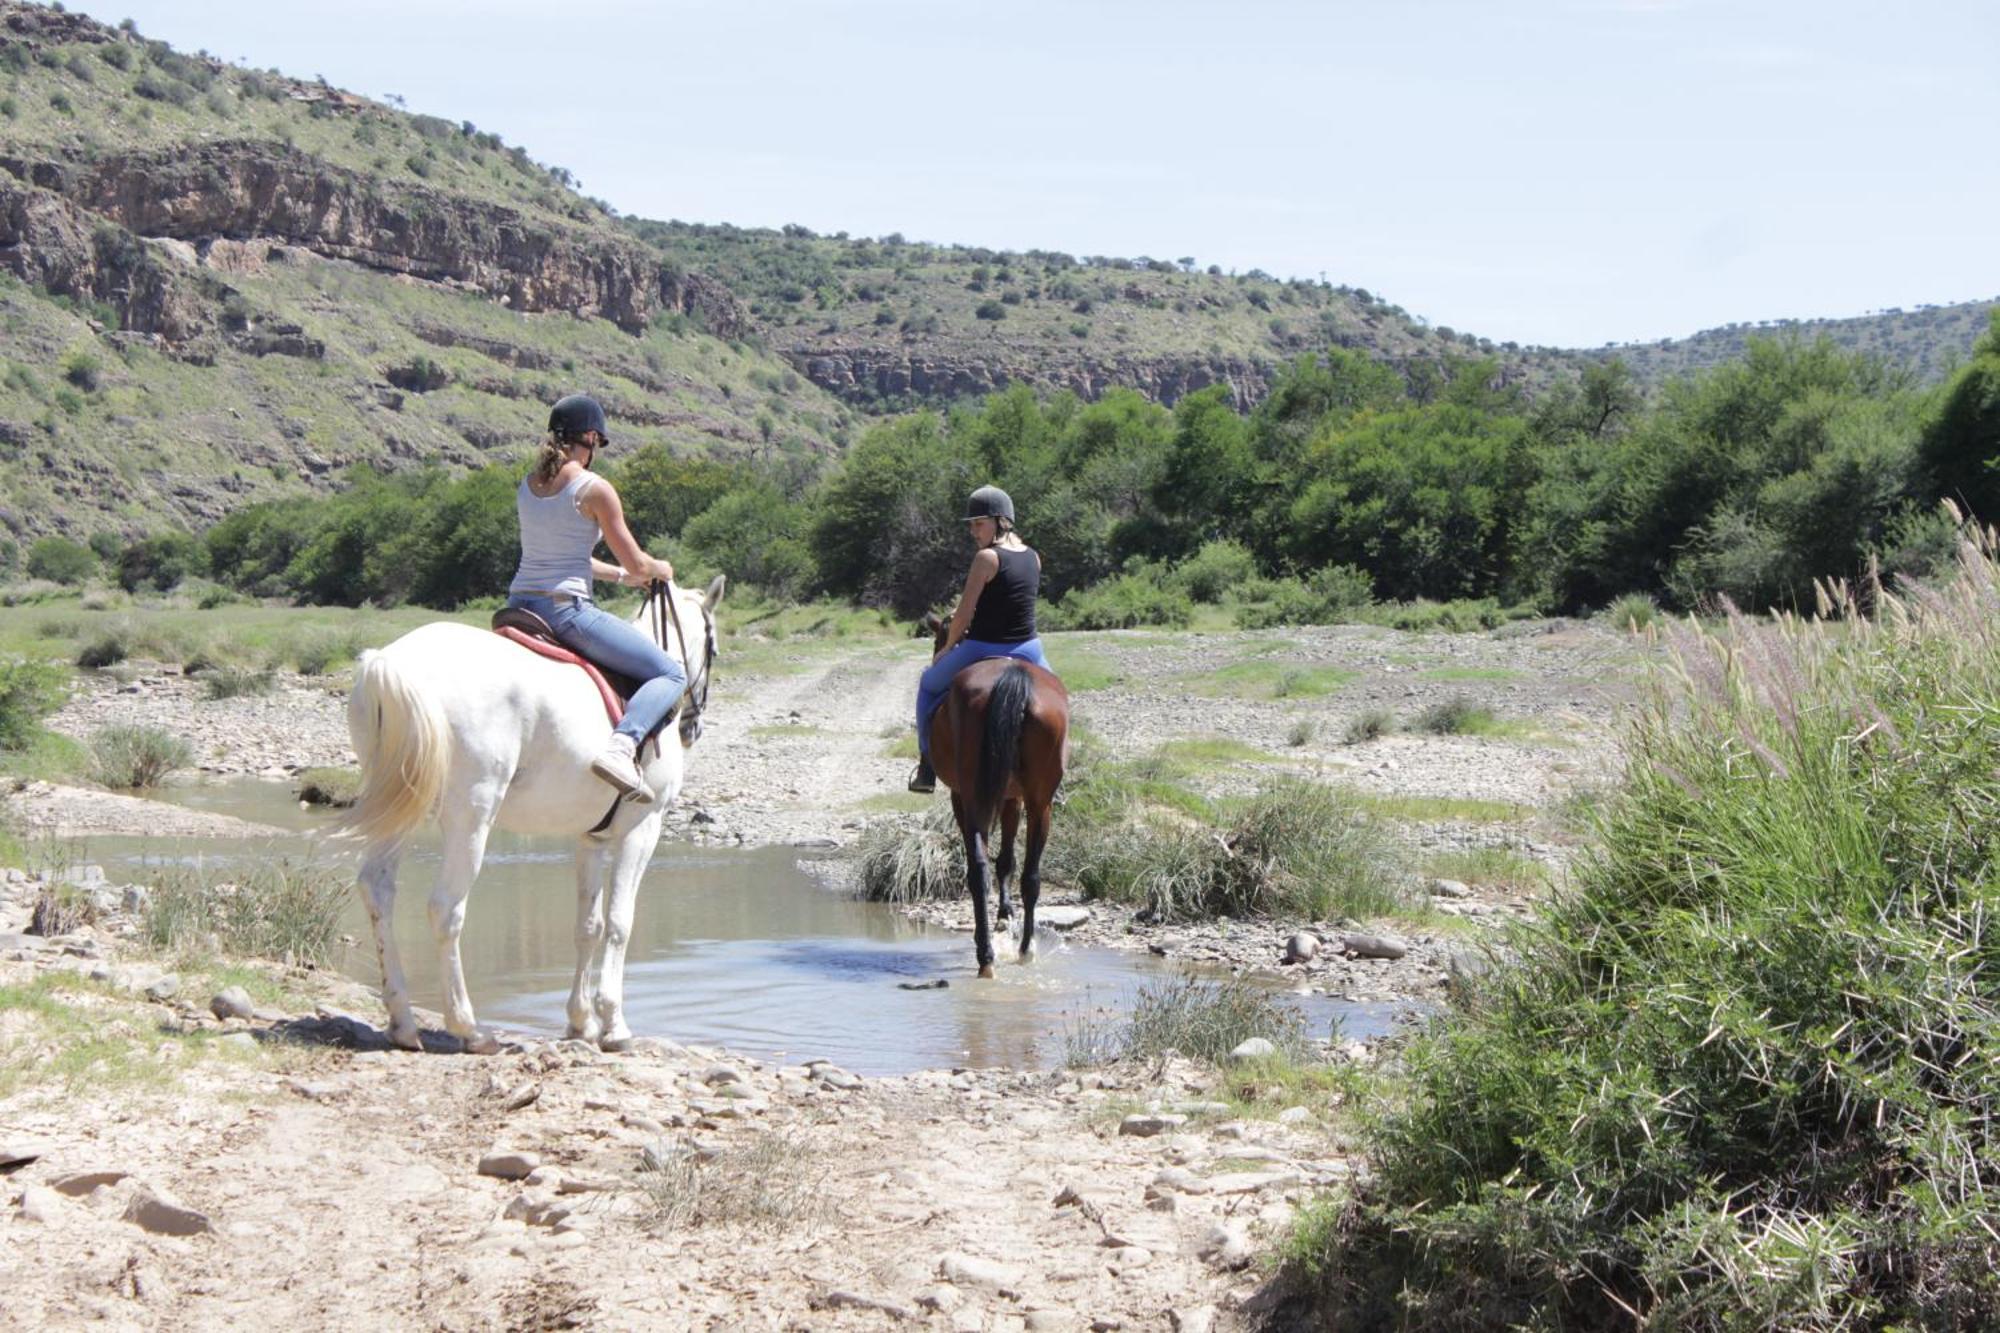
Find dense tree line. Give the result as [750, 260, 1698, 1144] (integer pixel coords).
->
[74, 311, 1999, 621]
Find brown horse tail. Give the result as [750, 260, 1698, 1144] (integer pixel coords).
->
[975, 661, 1033, 826]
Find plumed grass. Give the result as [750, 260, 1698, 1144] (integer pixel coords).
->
[1292, 534, 2000, 1328]
[144, 859, 349, 966]
[88, 724, 191, 789]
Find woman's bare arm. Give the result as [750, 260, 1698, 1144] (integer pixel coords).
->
[580, 479, 672, 583]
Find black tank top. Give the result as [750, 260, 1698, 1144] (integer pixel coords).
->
[966, 545, 1038, 644]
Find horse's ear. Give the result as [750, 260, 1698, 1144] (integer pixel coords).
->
[920, 611, 942, 634]
[703, 574, 727, 610]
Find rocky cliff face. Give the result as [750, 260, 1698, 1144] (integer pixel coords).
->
[0, 141, 743, 342]
[0, 179, 207, 341]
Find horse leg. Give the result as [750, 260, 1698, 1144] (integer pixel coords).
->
[430, 792, 500, 1054]
[593, 809, 664, 1051]
[954, 793, 996, 980]
[567, 837, 614, 1043]
[358, 840, 422, 1051]
[1019, 798, 1051, 963]
[994, 798, 1020, 924]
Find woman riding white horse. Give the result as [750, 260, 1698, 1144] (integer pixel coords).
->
[339, 396, 721, 1054]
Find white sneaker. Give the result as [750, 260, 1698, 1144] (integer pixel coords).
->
[590, 736, 653, 804]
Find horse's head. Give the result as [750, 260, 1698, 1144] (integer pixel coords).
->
[633, 575, 726, 747]
[920, 610, 948, 655]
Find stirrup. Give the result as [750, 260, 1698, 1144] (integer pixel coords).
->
[907, 759, 936, 794]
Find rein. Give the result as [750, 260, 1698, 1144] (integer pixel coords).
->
[650, 578, 714, 730]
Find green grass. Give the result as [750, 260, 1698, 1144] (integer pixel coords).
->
[1292, 541, 2000, 1328]
[296, 766, 362, 807]
[1194, 659, 1357, 700]
[1041, 642, 1127, 692]
[880, 733, 919, 760]
[854, 791, 934, 815]
[1417, 666, 1523, 682]
[1358, 793, 1533, 823]
[1420, 847, 1548, 893]
[144, 859, 350, 966]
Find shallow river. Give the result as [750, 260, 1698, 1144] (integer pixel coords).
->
[74, 779, 1400, 1075]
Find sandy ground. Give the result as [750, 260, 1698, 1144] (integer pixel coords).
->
[1, 617, 1653, 1330]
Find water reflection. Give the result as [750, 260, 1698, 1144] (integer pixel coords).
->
[76, 779, 1405, 1075]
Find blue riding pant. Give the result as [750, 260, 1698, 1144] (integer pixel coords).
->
[916, 636, 1050, 758]
[507, 593, 687, 743]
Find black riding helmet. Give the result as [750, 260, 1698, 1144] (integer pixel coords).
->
[549, 393, 610, 446]
[965, 485, 1014, 523]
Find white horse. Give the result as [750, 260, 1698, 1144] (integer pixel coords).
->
[337, 577, 723, 1053]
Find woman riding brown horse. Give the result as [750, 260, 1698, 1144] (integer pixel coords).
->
[914, 486, 1069, 977]
[925, 617, 1069, 978]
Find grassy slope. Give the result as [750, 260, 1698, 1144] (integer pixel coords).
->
[1596, 295, 1999, 385]
[0, 11, 857, 540]
[623, 219, 1580, 403]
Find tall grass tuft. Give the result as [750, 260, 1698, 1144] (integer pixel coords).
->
[1294, 534, 2000, 1328]
[1341, 707, 1396, 744]
[88, 725, 191, 788]
[202, 663, 277, 699]
[1067, 777, 1411, 922]
[854, 806, 963, 904]
[143, 859, 350, 965]
[1411, 693, 1494, 735]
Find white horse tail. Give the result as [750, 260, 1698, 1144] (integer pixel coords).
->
[336, 648, 448, 845]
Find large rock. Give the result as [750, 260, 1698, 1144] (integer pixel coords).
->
[1118, 1113, 1187, 1138]
[477, 1151, 540, 1181]
[124, 1184, 213, 1236]
[937, 1252, 1021, 1292]
[210, 986, 256, 1020]
[1281, 932, 1319, 964]
[1341, 932, 1409, 960]
[0, 1139, 49, 1170]
[1195, 1222, 1253, 1270]
[1037, 906, 1090, 929]
[1229, 1037, 1277, 1063]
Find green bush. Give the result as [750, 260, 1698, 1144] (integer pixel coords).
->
[296, 767, 362, 808]
[26, 537, 97, 586]
[1072, 777, 1410, 922]
[76, 628, 128, 668]
[1120, 972, 1308, 1064]
[1342, 708, 1396, 744]
[1294, 546, 2000, 1327]
[1045, 572, 1194, 630]
[0, 660, 67, 751]
[203, 664, 276, 699]
[117, 531, 208, 593]
[1604, 591, 1658, 632]
[1411, 693, 1495, 735]
[1233, 565, 1373, 628]
[89, 725, 192, 789]
[1170, 538, 1257, 604]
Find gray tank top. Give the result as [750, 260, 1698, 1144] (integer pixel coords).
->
[510, 471, 601, 598]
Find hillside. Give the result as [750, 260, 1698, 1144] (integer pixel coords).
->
[1595, 297, 1998, 385]
[0, 4, 855, 541]
[620, 218, 1580, 409]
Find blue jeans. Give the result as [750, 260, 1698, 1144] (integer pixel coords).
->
[507, 594, 687, 743]
[916, 636, 1051, 758]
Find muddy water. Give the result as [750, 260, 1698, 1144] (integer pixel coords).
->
[78, 779, 1402, 1075]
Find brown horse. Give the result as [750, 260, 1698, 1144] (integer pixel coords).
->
[923, 617, 1070, 979]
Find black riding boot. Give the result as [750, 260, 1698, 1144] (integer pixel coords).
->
[908, 756, 936, 794]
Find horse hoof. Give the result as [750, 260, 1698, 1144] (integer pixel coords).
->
[462, 1030, 502, 1056]
[600, 1033, 635, 1054]
[389, 1023, 424, 1053]
[977, 964, 996, 980]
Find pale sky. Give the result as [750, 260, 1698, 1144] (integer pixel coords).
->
[99, 1, 1999, 348]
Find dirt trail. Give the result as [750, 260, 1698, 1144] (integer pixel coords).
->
[0, 965, 1311, 1332]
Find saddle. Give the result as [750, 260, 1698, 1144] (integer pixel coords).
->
[490, 607, 662, 742]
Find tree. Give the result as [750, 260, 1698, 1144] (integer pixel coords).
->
[1916, 310, 2000, 524]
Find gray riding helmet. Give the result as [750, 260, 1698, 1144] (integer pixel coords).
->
[548, 393, 610, 444]
[965, 485, 1014, 523]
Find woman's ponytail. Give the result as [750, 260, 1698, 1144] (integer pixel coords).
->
[531, 431, 566, 485]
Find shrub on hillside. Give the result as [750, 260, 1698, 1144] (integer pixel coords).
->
[117, 530, 207, 593]
[0, 659, 66, 751]
[26, 536, 97, 586]
[1293, 546, 2000, 1327]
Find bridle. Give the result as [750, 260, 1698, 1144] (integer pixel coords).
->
[649, 579, 716, 746]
